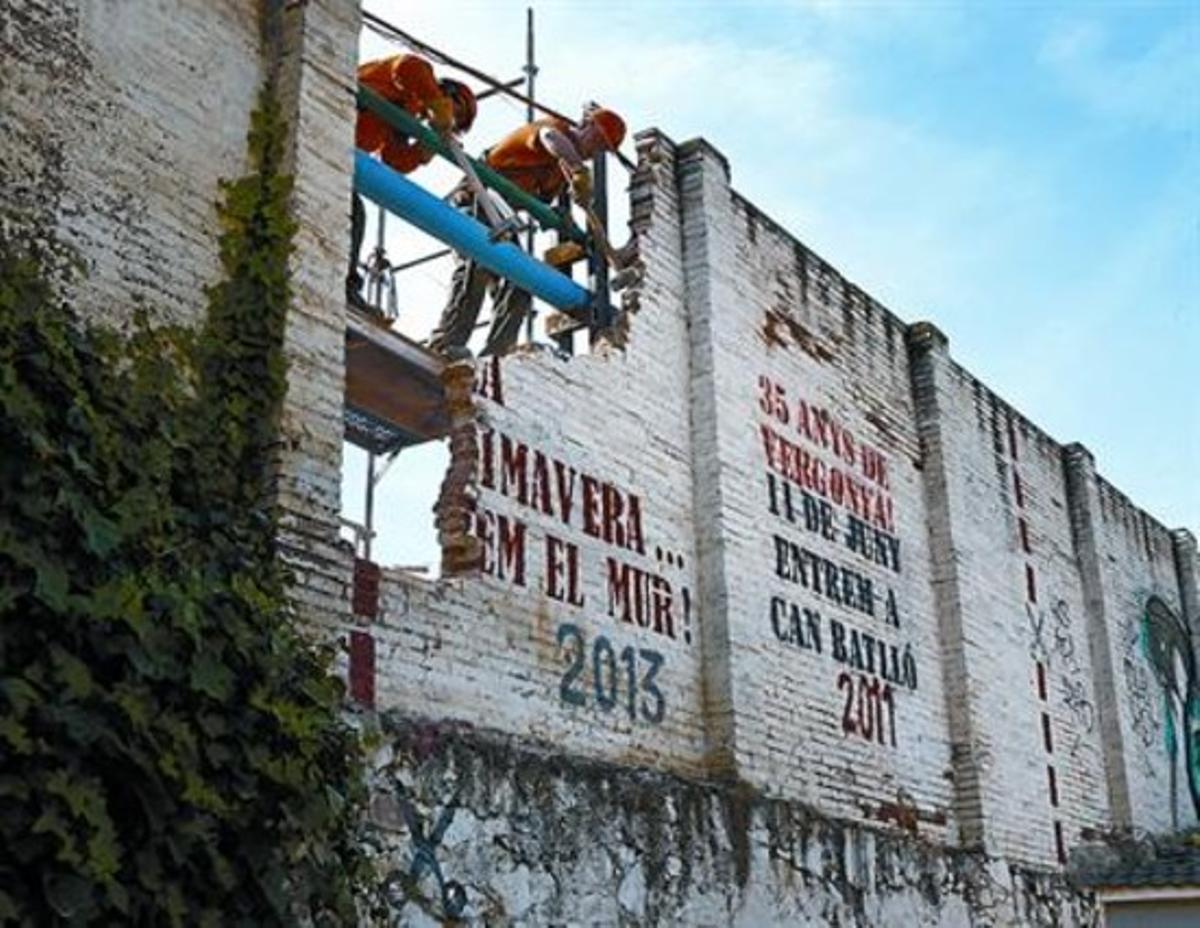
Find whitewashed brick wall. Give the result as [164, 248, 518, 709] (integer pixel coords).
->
[0, 0, 261, 328]
[6, 4, 1197, 922]
[672, 140, 955, 841]
[360, 122, 1198, 900]
[1092, 478, 1195, 832]
[360, 123, 1196, 884]
[0, 0, 358, 633]
[914, 360, 1113, 866]
[271, 0, 359, 631]
[374, 131, 711, 776]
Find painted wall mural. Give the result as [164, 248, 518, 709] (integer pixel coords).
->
[1139, 595, 1200, 824]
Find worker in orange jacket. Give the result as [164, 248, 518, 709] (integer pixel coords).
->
[428, 104, 626, 357]
[349, 54, 477, 310]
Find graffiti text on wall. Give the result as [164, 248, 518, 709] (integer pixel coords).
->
[382, 785, 467, 920]
[1026, 599, 1095, 757]
[839, 672, 899, 746]
[556, 623, 666, 724]
[770, 598, 917, 689]
[1140, 596, 1200, 823]
[474, 426, 691, 644]
[1123, 620, 1161, 753]
[471, 360, 690, 730]
[757, 374, 918, 750]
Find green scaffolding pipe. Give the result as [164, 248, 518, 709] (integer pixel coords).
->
[356, 86, 587, 244]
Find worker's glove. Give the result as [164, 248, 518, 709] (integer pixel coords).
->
[611, 240, 639, 268]
[427, 95, 454, 134]
[570, 167, 592, 206]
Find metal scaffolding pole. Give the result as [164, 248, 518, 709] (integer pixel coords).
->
[524, 6, 539, 343]
[364, 450, 376, 561]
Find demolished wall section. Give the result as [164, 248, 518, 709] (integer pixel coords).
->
[369, 129, 713, 777]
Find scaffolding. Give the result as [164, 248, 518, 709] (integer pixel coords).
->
[342, 10, 628, 560]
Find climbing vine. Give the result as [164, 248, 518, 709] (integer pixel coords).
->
[0, 87, 366, 925]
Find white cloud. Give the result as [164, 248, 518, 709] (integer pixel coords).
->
[1040, 18, 1200, 132]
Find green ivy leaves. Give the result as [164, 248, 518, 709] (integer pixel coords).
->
[0, 86, 365, 925]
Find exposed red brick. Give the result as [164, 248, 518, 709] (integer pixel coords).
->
[352, 556, 381, 620]
[349, 630, 376, 708]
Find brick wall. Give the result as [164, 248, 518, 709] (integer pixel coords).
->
[269, 0, 359, 632]
[368, 130, 712, 777]
[913, 358, 1114, 865]
[0, 0, 360, 635]
[1090, 475, 1194, 832]
[359, 123, 1196, 901]
[673, 140, 955, 841]
[0, 0, 261, 328]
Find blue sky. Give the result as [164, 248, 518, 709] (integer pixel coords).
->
[352, 1, 1198, 566]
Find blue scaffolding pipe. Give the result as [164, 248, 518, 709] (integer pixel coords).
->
[353, 151, 592, 314]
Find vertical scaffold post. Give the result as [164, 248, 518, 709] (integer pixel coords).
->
[523, 6, 538, 343]
[370, 205, 387, 313]
[550, 186, 576, 356]
[590, 151, 611, 340]
[364, 450, 376, 561]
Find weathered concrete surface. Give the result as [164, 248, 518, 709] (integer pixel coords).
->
[362, 714, 1097, 927]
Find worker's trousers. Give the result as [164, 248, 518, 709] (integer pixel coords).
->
[347, 192, 366, 303]
[428, 194, 531, 357]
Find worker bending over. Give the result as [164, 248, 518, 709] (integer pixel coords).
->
[349, 53, 477, 310]
[428, 104, 626, 357]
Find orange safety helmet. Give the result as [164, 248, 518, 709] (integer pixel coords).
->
[588, 107, 626, 151]
[439, 79, 477, 132]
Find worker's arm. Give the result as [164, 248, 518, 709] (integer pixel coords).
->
[538, 126, 584, 171]
[539, 126, 592, 205]
[381, 135, 434, 175]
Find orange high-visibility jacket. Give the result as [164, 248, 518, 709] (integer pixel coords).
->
[485, 117, 576, 202]
[356, 54, 443, 175]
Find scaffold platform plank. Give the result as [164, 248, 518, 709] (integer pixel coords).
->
[343, 309, 449, 454]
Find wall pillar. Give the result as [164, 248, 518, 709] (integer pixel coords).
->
[264, 0, 361, 628]
[906, 321, 988, 848]
[1062, 442, 1132, 830]
[1171, 529, 1200, 673]
[676, 136, 740, 779]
